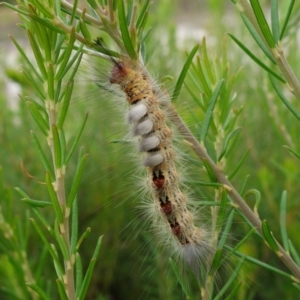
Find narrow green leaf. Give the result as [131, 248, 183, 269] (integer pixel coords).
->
[21, 68, 46, 99]
[26, 101, 49, 136]
[71, 197, 78, 255]
[50, 28, 58, 53]
[240, 14, 276, 64]
[63, 45, 84, 81]
[239, 174, 250, 195]
[269, 74, 300, 120]
[30, 15, 66, 34]
[1, 2, 29, 15]
[169, 258, 190, 297]
[9, 35, 44, 82]
[54, 0, 62, 18]
[137, 12, 149, 44]
[288, 240, 300, 267]
[52, 125, 62, 169]
[86, 0, 97, 9]
[77, 236, 103, 300]
[29, 1, 54, 18]
[118, 0, 136, 59]
[45, 172, 63, 223]
[47, 63, 55, 100]
[172, 44, 199, 102]
[27, 29, 47, 80]
[262, 220, 279, 251]
[67, 153, 88, 208]
[187, 180, 223, 188]
[218, 209, 235, 248]
[218, 127, 242, 161]
[80, 19, 92, 42]
[57, 80, 74, 129]
[126, 0, 134, 25]
[51, 244, 64, 279]
[30, 218, 63, 274]
[75, 253, 83, 297]
[32, 208, 54, 235]
[280, 0, 295, 40]
[229, 247, 294, 280]
[216, 188, 229, 230]
[228, 33, 285, 83]
[109, 139, 132, 144]
[25, 96, 47, 115]
[65, 113, 89, 164]
[21, 198, 52, 208]
[136, 0, 150, 29]
[189, 57, 207, 95]
[283, 145, 300, 160]
[184, 82, 205, 110]
[54, 220, 70, 260]
[26, 283, 50, 300]
[228, 148, 250, 179]
[31, 131, 55, 179]
[15, 187, 31, 199]
[113, 0, 118, 10]
[60, 129, 66, 166]
[56, 279, 68, 300]
[280, 191, 289, 252]
[76, 227, 91, 251]
[202, 37, 215, 84]
[250, 0, 275, 48]
[209, 248, 223, 275]
[69, 0, 79, 24]
[28, 7, 50, 55]
[214, 257, 245, 300]
[224, 281, 242, 300]
[200, 79, 224, 141]
[55, 35, 67, 62]
[202, 159, 217, 183]
[271, 0, 280, 44]
[55, 29, 76, 81]
[244, 189, 261, 217]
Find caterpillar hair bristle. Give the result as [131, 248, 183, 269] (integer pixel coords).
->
[107, 58, 214, 280]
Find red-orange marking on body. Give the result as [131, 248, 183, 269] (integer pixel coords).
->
[161, 201, 172, 214]
[171, 223, 180, 235]
[153, 177, 165, 189]
[110, 62, 128, 84]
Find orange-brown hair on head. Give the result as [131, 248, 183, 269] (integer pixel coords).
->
[110, 61, 128, 84]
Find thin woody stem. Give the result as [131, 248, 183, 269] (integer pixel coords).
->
[166, 102, 300, 282]
[237, 0, 300, 101]
[60, 0, 102, 26]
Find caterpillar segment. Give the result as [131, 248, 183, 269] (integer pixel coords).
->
[109, 60, 210, 270]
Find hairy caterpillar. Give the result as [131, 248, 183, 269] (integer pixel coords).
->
[108, 58, 212, 276]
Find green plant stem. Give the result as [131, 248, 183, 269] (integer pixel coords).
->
[60, 0, 102, 26]
[272, 45, 300, 100]
[237, 0, 300, 101]
[46, 97, 75, 299]
[53, 17, 91, 46]
[238, 0, 268, 46]
[202, 121, 225, 299]
[166, 102, 300, 282]
[60, 0, 126, 53]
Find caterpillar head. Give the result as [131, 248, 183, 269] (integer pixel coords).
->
[110, 61, 129, 84]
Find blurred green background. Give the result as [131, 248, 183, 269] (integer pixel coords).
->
[1, 0, 300, 299]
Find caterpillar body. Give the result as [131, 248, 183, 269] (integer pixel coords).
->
[109, 59, 212, 276]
